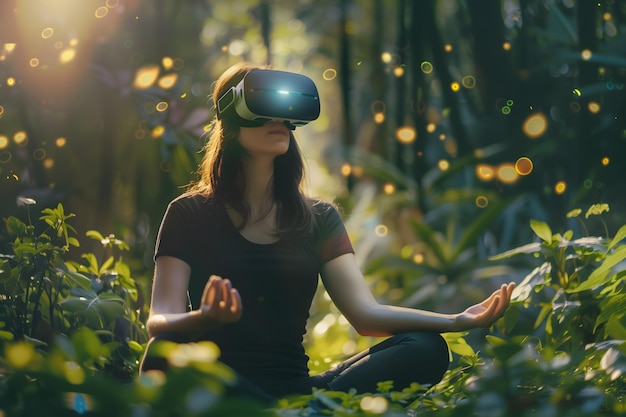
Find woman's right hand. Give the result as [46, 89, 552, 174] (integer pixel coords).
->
[200, 275, 243, 324]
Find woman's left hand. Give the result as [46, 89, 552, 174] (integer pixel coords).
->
[452, 282, 515, 331]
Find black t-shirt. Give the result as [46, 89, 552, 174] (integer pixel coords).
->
[154, 194, 354, 383]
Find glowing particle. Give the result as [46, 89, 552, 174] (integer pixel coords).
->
[43, 158, 54, 169]
[396, 127, 416, 144]
[340, 163, 352, 176]
[502, 106, 511, 115]
[439, 134, 446, 140]
[383, 183, 395, 194]
[55, 137, 67, 147]
[374, 225, 388, 237]
[444, 44, 453, 52]
[393, 66, 404, 77]
[373, 113, 385, 123]
[106, 0, 120, 7]
[438, 159, 450, 171]
[155, 101, 168, 112]
[180, 93, 187, 99]
[59, 48, 76, 64]
[360, 396, 388, 414]
[14, 131, 28, 146]
[588, 101, 600, 113]
[601, 157, 610, 166]
[502, 42, 511, 50]
[497, 163, 518, 184]
[475, 196, 489, 208]
[69, 38, 78, 47]
[151, 125, 165, 139]
[29, 58, 39, 67]
[476, 164, 495, 181]
[54, 41, 63, 50]
[420, 61, 433, 74]
[158, 73, 178, 89]
[555, 181, 567, 194]
[133, 65, 160, 89]
[506, 100, 514, 106]
[413, 253, 424, 264]
[581, 49, 592, 60]
[41, 28, 54, 39]
[7, 77, 16, 86]
[573, 88, 582, 96]
[162, 56, 174, 70]
[172, 58, 184, 70]
[381, 52, 392, 63]
[323, 68, 337, 80]
[450, 82, 460, 92]
[522, 113, 548, 138]
[425, 123, 435, 133]
[0, 150, 12, 162]
[515, 157, 533, 175]
[461, 75, 476, 89]
[0, 105, 4, 117]
[4, 43, 16, 52]
[95, 6, 108, 18]
[0, 135, 8, 149]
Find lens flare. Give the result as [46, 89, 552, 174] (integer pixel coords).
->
[588, 102, 601, 113]
[420, 61, 433, 74]
[581, 49, 592, 60]
[601, 157, 610, 166]
[515, 157, 533, 175]
[450, 82, 460, 92]
[158, 73, 178, 89]
[156, 102, 168, 112]
[41, 28, 54, 39]
[555, 181, 567, 194]
[340, 163, 352, 176]
[396, 127, 416, 144]
[323, 68, 337, 80]
[14, 131, 28, 146]
[476, 164, 495, 181]
[497, 163, 518, 184]
[134, 65, 160, 89]
[476, 195, 489, 208]
[522, 113, 548, 138]
[383, 183, 395, 194]
[55, 137, 67, 147]
[59, 48, 76, 64]
[438, 159, 450, 171]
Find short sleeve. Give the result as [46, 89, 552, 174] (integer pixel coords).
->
[154, 197, 198, 266]
[316, 203, 354, 263]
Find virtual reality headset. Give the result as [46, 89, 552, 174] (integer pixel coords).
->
[216, 69, 320, 130]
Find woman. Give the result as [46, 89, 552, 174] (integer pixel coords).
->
[141, 62, 515, 403]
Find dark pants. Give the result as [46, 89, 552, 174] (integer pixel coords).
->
[141, 331, 449, 404]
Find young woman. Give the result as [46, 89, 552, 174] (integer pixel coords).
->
[141, 62, 515, 403]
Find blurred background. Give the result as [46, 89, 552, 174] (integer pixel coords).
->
[1, 0, 625, 364]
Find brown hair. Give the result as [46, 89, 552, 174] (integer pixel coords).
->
[187, 62, 315, 236]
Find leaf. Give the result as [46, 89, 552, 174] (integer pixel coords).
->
[409, 220, 448, 266]
[86, 230, 105, 242]
[568, 245, 626, 293]
[488, 242, 542, 261]
[530, 219, 552, 244]
[607, 224, 626, 251]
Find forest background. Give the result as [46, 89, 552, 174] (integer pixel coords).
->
[0, 0, 625, 416]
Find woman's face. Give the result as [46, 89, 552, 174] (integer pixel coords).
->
[238, 121, 291, 158]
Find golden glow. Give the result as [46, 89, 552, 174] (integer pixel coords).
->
[7, 77, 16, 87]
[133, 65, 160, 89]
[0, 135, 9, 149]
[413, 253, 424, 264]
[43, 158, 54, 169]
[393, 66, 404, 77]
[555, 181, 567, 195]
[515, 157, 533, 175]
[444, 138, 458, 157]
[603, 12, 612, 20]
[439, 134, 446, 140]
[476, 164, 495, 181]
[420, 61, 433, 74]
[29, 58, 39, 67]
[158, 74, 178, 89]
[497, 163, 518, 184]
[588, 101, 601, 113]
[323, 68, 337, 80]
[373, 112, 385, 123]
[95, 6, 108, 18]
[444, 44, 453, 52]
[360, 396, 388, 414]
[475, 196, 489, 208]
[41, 27, 54, 39]
[438, 159, 450, 171]
[381, 52, 392, 63]
[450, 82, 460, 92]
[59, 48, 76, 63]
[383, 183, 395, 194]
[581, 49, 592, 60]
[374, 225, 388, 237]
[55, 137, 67, 147]
[0, 105, 4, 117]
[4, 43, 16, 52]
[601, 157, 610, 166]
[462, 75, 476, 89]
[156, 101, 168, 112]
[522, 113, 548, 138]
[151, 125, 165, 139]
[14, 131, 28, 146]
[426, 123, 436, 133]
[162, 56, 174, 70]
[340, 163, 352, 176]
[503, 42, 511, 51]
[396, 127, 416, 144]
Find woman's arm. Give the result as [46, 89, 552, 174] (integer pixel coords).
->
[147, 256, 242, 340]
[320, 253, 513, 337]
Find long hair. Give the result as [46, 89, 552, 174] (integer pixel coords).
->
[187, 62, 315, 236]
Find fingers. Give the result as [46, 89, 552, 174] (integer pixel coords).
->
[201, 275, 242, 323]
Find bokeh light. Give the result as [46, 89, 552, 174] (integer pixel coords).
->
[360, 396, 388, 414]
[323, 68, 337, 80]
[33, 148, 46, 160]
[450, 82, 460, 92]
[56, 137, 67, 147]
[381, 52, 392, 63]
[393, 66, 404, 77]
[476, 164, 495, 181]
[444, 44, 453, 52]
[476, 196, 489, 208]
[555, 181, 567, 194]
[581, 49, 592, 60]
[0, 135, 9, 149]
[155, 101, 169, 112]
[59, 48, 76, 64]
[14, 131, 28, 146]
[29, 58, 39, 67]
[7, 77, 16, 87]
[158, 74, 178, 89]
[383, 183, 395, 194]
[522, 113, 548, 138]
[438, 159, 450, 171]
[462, 75, 476, 89]
[420, 61, 433, 74]
[503, 42, 511, 50]
[151, 125, 165, 139]
[340, 163, 352, 176]
[374, 225, 388, 237]
[497, 163, 518, 184]
[396, 127, 416, 144]
[601, 157, 610, 166]
[95, 6, 109, 18]
[41, 27, 54, 39]
[515, 157, 533, 175]
[588, 101, 600, 113]
[43, 158, 55, 169]
[133, 65, 160, 89]
[162, 56, 174, 70]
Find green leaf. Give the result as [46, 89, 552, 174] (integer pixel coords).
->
[568, 245, 626, 293]
[86, 230, 105, 242]
[607, 224, 626, 251]
[530, 219, 552, 244]
[488, 242, 542, 261]
[5, 216, 28, 237]
[409, 219, 448, 266]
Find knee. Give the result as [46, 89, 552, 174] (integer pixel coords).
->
[403, 331, 450, 382]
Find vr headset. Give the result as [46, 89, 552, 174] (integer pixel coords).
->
[216, 69, 320, 130]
